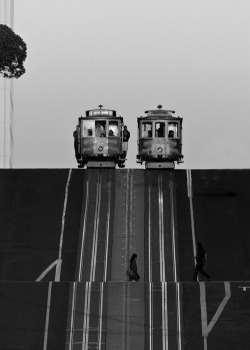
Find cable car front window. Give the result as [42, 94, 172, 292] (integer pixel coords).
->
[155, 122, 165, 137]
[108, 121, 118, 136]
[95, 121, 106, 137]
[168, 122, 178, 138]
[82, 120, 94, 136]
[141, 122, 152, 138]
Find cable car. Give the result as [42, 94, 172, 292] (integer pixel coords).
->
[136, 105, 184, 168]
[74, 105, 127, 168]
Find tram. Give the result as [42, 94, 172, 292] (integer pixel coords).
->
[74, 105, 127, 168]
[136, 105, 184, 168]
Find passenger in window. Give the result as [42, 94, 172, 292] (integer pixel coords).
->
[109, 129, 114, 136]
[148, 130, 152, 137]
[156, 124, 164, 137]
[168, 130, 174, 138]
[95, 123, 106, 137]
[88, 129, 92, 136]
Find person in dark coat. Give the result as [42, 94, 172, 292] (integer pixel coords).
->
[122, 125, 130, 157]
[192, 242, 210, 281]
[128, 253, 140, 282]
[73, 125, 80, 159]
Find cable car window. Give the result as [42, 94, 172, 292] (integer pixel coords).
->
[95, 121, 106, 137]
[88, 110, 115, 116]
[82, 120, 94, 136]
[168, 122, 178, 138]
[155, 122, 165, 137]
[141, 122, 152, 137]
[108, 121, 118, 136]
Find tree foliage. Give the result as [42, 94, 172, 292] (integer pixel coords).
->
[0, 24, 27, 79]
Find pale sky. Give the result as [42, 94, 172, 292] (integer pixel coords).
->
[13, 0, 250, 169]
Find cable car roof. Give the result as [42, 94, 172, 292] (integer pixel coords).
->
[85, 109, 117, 117]
[139, 110, 182, 121]
[81, 105, 123, 119]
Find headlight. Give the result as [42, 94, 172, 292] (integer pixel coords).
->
[157, 147, 163, 153]
[98, 146, 103, 151]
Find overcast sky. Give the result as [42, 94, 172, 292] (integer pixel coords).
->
[13, 0, 250, 169]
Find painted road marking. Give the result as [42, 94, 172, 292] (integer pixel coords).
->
[200, 282, 231, 350]
[103, 172, 112, 282]
[148, 183, 152, 282]
[238, 286, 250, 291]
[170, 177, 182, 350]
[176, 282, 182, 350]
[149, 283, 153, 350]
[90, 171, 102, 282]
[158, 172, 166, 283]
[36, 169, 72, 282]
[124, 171, 129, 278]
[82, 282, 91, 350]
[36, 259, 58, 282]
[78, 176, 89, 281]
[55, 168, 72, 281]
[98, 282, 104, 350]
[148, 180, 153, 349]
[186, 169, 197, 270]
[169, 180, 177, 282]
[43, 281, 52, 350]
[162, 283, 168, 350]
[68, 282, 77, 350]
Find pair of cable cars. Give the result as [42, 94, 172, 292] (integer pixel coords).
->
[74, 105, 183, 169]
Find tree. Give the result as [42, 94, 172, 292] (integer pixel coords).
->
[0, 24, 27, 79]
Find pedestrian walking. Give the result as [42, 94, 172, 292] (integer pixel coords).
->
[192, 242, 210, 281]
[127, 253, 140, 282]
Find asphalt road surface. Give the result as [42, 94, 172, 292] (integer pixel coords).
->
[1, 168, 250, 349]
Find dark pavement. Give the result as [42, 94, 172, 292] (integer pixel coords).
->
[1, 168, 250, 349]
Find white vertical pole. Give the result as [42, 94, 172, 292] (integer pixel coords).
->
[0, 0, 14, 168]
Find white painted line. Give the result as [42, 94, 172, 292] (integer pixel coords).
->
[98, 282, 104, 350]
[149, 283, 153, 350]
[169, 179, 182, 349]
[56, 168, 72, 282]
[238, 286, 250, 291]
[68, 282, 77, 350]
[148, 179, 153, 350]
[82, 282, 91, 350]
[169, 181, 177, 282]
[36, 260, 58, 282]
[162, 282, 168, 350]
[148, 185, 152, 282]
[176, 283, 182, 350]
[90, 172, 102, 282]
[124, 170, 129, 280]
[43, 282, 52, 350]
[200, 282, 231, 349]
[104, 173, 112, 282]
[186, 170, 197, 270]
[158, 172, 165, 283]
[78, 179, 89, 281]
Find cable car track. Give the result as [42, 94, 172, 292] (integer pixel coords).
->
[67, 169, 113, 349]
[90, 171, 102, 282]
